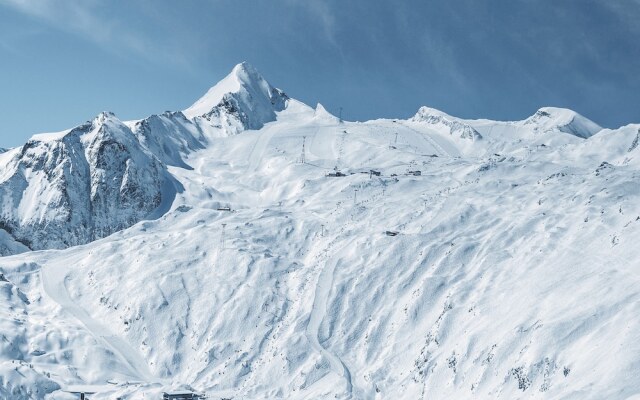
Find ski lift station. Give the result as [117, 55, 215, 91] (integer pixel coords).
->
[326, 171, 346, 177]
[162, 391, 201, 400]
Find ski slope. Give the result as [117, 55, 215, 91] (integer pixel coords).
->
[40, 259, 156, 384]
[1, 63, 640, 399]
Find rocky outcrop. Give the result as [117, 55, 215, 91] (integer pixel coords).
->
[0, 112, 171, 250]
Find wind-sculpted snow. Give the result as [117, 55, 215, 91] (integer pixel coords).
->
[1, 63, 639, 399]
[523, 107, 603, 138]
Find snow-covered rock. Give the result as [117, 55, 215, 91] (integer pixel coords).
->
[412, 106, 482, 141]
[184, 62, 289, 134]
[129, 111, 204, 168]
[0, 112, 172, 250]
[0, 229, 29, 256]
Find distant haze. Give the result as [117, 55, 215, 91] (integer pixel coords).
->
[0, 0, 638, 147]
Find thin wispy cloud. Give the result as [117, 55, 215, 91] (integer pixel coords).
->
[1, 0, 111, 41]
[603, 0, 640, 26]
[0, 0, 194, 70]
[284, 0, 338, 46]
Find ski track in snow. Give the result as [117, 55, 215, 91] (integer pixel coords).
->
[306, 239, 355, 397]
[40, 261, 157, 384]
[397, 121, 456, 158]
[247, 127, 277, 173]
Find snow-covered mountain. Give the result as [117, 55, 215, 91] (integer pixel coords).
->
[0, 63, 288, 253]
[0, 112, 171, 251]
[184, 61, 289, 132]
[1, 63, 640, 399]
[412, 106, 483, 141]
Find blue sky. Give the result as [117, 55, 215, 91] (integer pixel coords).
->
[0, 0, 639, 147]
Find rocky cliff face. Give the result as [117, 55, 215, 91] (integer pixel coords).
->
[0, 112, 170, 250]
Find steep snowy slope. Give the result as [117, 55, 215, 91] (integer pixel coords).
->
[184, 62, 289, 133]
[0, 112, 173, 250]
[522, 107, 602, 138]
[128, 111, 205, 169]
[0, 63, 639, 399]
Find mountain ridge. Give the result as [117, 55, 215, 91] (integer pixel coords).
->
[0, 63, 623, 254]
[0, 63, 639, 399]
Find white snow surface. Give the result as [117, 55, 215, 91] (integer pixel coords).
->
[521, 107, 603, 138]
[1, 63, 640, 399]
[183, 62, 288, 132]
[183, 63, 248, 119]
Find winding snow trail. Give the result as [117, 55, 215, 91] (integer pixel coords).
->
[41, 262, 156, 383]
[306, 242, 354, 396]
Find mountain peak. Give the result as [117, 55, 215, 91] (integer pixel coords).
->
[412, 106, 482, 141]
[314, 103, 339, 121]
[231, 61, 261, 80]
[523, 107, 602, 138]
[93, 111, 119, 127]
[413, 106, 453, 120]
[183, 62, 288, 124]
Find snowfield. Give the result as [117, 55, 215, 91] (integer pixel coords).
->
[1, 63, 640, 399]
